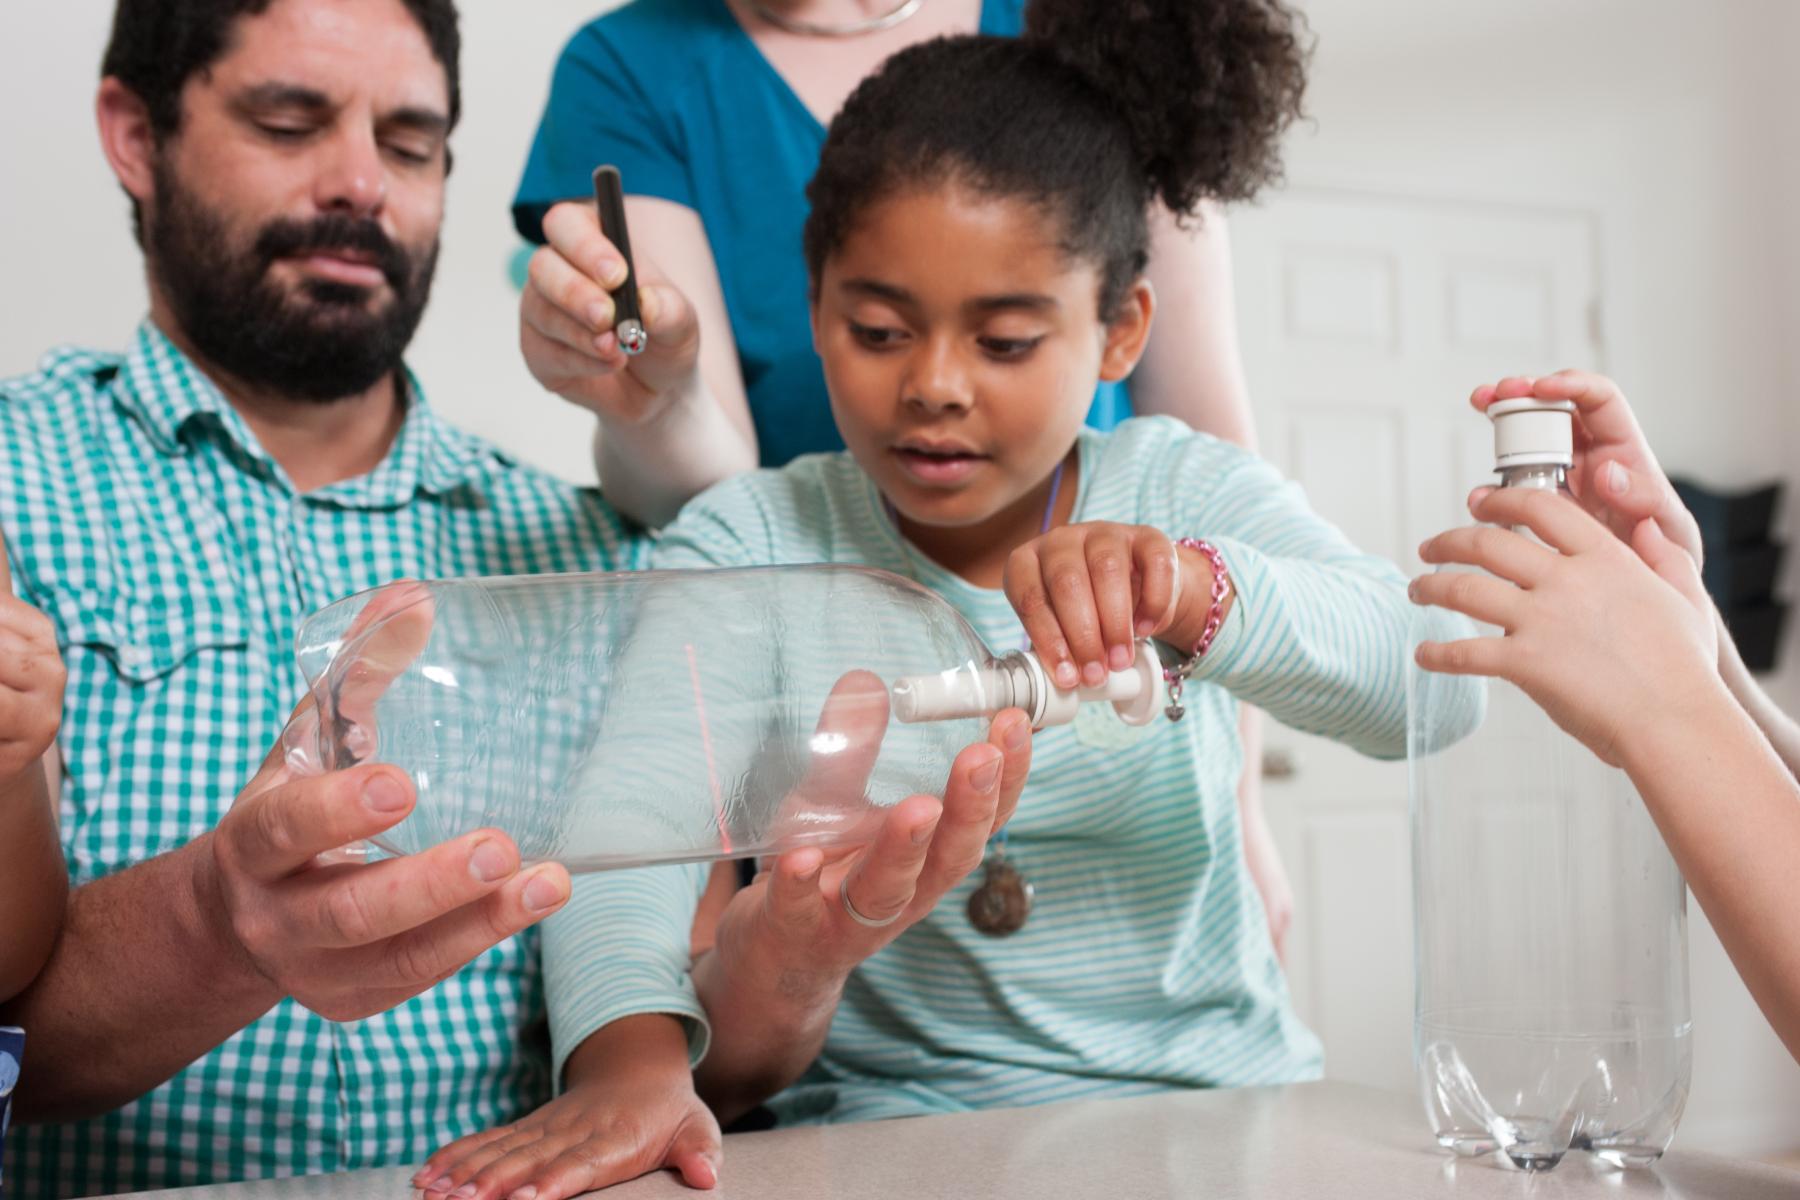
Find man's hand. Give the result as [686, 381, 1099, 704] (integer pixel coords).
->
[202, 740, 572, 1021]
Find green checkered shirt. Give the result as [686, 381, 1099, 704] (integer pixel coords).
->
[0, 323, 647, 1196]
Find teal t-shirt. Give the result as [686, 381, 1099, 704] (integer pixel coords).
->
[513, 0, 1132, 468]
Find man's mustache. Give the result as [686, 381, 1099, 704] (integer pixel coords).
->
[255, 215, 411, 290]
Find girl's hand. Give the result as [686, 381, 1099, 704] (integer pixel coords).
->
[521, 201, 702, 428]
[1471, 371, 1703, 566]
[1005, 522, 1217, 689]
[414, 1017, 721, 1199]
[0, 536, 64, 791]
[1411, 486, 1719, 769]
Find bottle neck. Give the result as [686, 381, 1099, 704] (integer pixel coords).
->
[1498, 463, 1569, 493]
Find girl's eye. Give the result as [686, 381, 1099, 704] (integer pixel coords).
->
[979, 335, 1044, 360]
[849, 320, 907, 350]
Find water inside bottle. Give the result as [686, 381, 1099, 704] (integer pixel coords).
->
[1417, 1014, 1691, 1171]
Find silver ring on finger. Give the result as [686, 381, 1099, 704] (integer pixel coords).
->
[839, 873, 903, 929]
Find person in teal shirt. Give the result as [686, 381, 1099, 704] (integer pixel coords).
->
[514, 0, 1134, 472]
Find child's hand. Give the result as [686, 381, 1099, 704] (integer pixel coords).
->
[414, 1017, 721, 1199]
[1411, 486, 1719, 769]
[1472, 371, 1703, 566]
[521, 200, 702, 428]
[0, 554, 64, 789]
[1005, 522, 1214, 689]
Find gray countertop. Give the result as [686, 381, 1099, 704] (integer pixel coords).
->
[104, 1081, 1800, 1199]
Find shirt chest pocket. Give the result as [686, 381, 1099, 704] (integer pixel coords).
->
[53, 584, 251, 686]
[49, 582, 264, 873]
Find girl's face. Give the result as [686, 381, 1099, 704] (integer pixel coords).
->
[812, 184, 1152, 537]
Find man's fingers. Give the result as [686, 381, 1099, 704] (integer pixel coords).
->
[221, 763, 416, 884]
[344, 862, 571, 997]
[293, 829, 522, 949]
[332, 581, 437, 733]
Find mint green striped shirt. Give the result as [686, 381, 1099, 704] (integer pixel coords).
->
[0, 324, 663, 1196]
[581, 416, 1426, 1121]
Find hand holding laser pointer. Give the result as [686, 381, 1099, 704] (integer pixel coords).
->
[519, 166, 702, 426]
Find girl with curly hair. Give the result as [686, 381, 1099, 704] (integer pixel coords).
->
[418, 4, 1456, 1197]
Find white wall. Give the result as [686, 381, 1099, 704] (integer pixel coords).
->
[2, 0, 1797, 1162]
[1276, 0, 1800, 1156]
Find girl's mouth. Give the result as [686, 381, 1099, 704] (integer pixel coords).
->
[892, 444, 988, 486]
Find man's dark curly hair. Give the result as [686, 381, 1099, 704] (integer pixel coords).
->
[102, 0, 460, 138]
[804, 0, 1309, 321]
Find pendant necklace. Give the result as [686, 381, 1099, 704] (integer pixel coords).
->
[884, 459, 1065, 936]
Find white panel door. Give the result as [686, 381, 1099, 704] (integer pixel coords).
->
[1228, 189, 1602, 1094]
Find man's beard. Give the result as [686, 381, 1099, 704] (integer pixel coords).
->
[147, 160, 439, 403]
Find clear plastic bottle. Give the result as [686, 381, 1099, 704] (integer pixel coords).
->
[282, 564, 1166, 872]
[1408, 398, 1691, 1171]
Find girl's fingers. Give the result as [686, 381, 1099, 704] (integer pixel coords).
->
[1084, 527, 1138, 672]
[527, 1137, 661, 1200]
[1004, 548, 1078, 689]
[414, 1127, 513, 1189]
[1131, 534, 1180, 640]
[1417, 524, 1556, 589]
[1407, 571, 1526, 631]
[1414, 636, 1511, 679]
[1040, 539, 1107, 687]
[427, 1123, 548, 1197]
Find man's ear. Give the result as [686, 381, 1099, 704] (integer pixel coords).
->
[96, 77, 158, 208]
[1098, 278, 1154, 383]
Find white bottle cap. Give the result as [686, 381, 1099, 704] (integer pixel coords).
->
[1489, 398, 1576, 470]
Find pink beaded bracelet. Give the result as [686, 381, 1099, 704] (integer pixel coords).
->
[1162, 537, 1231, 722]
